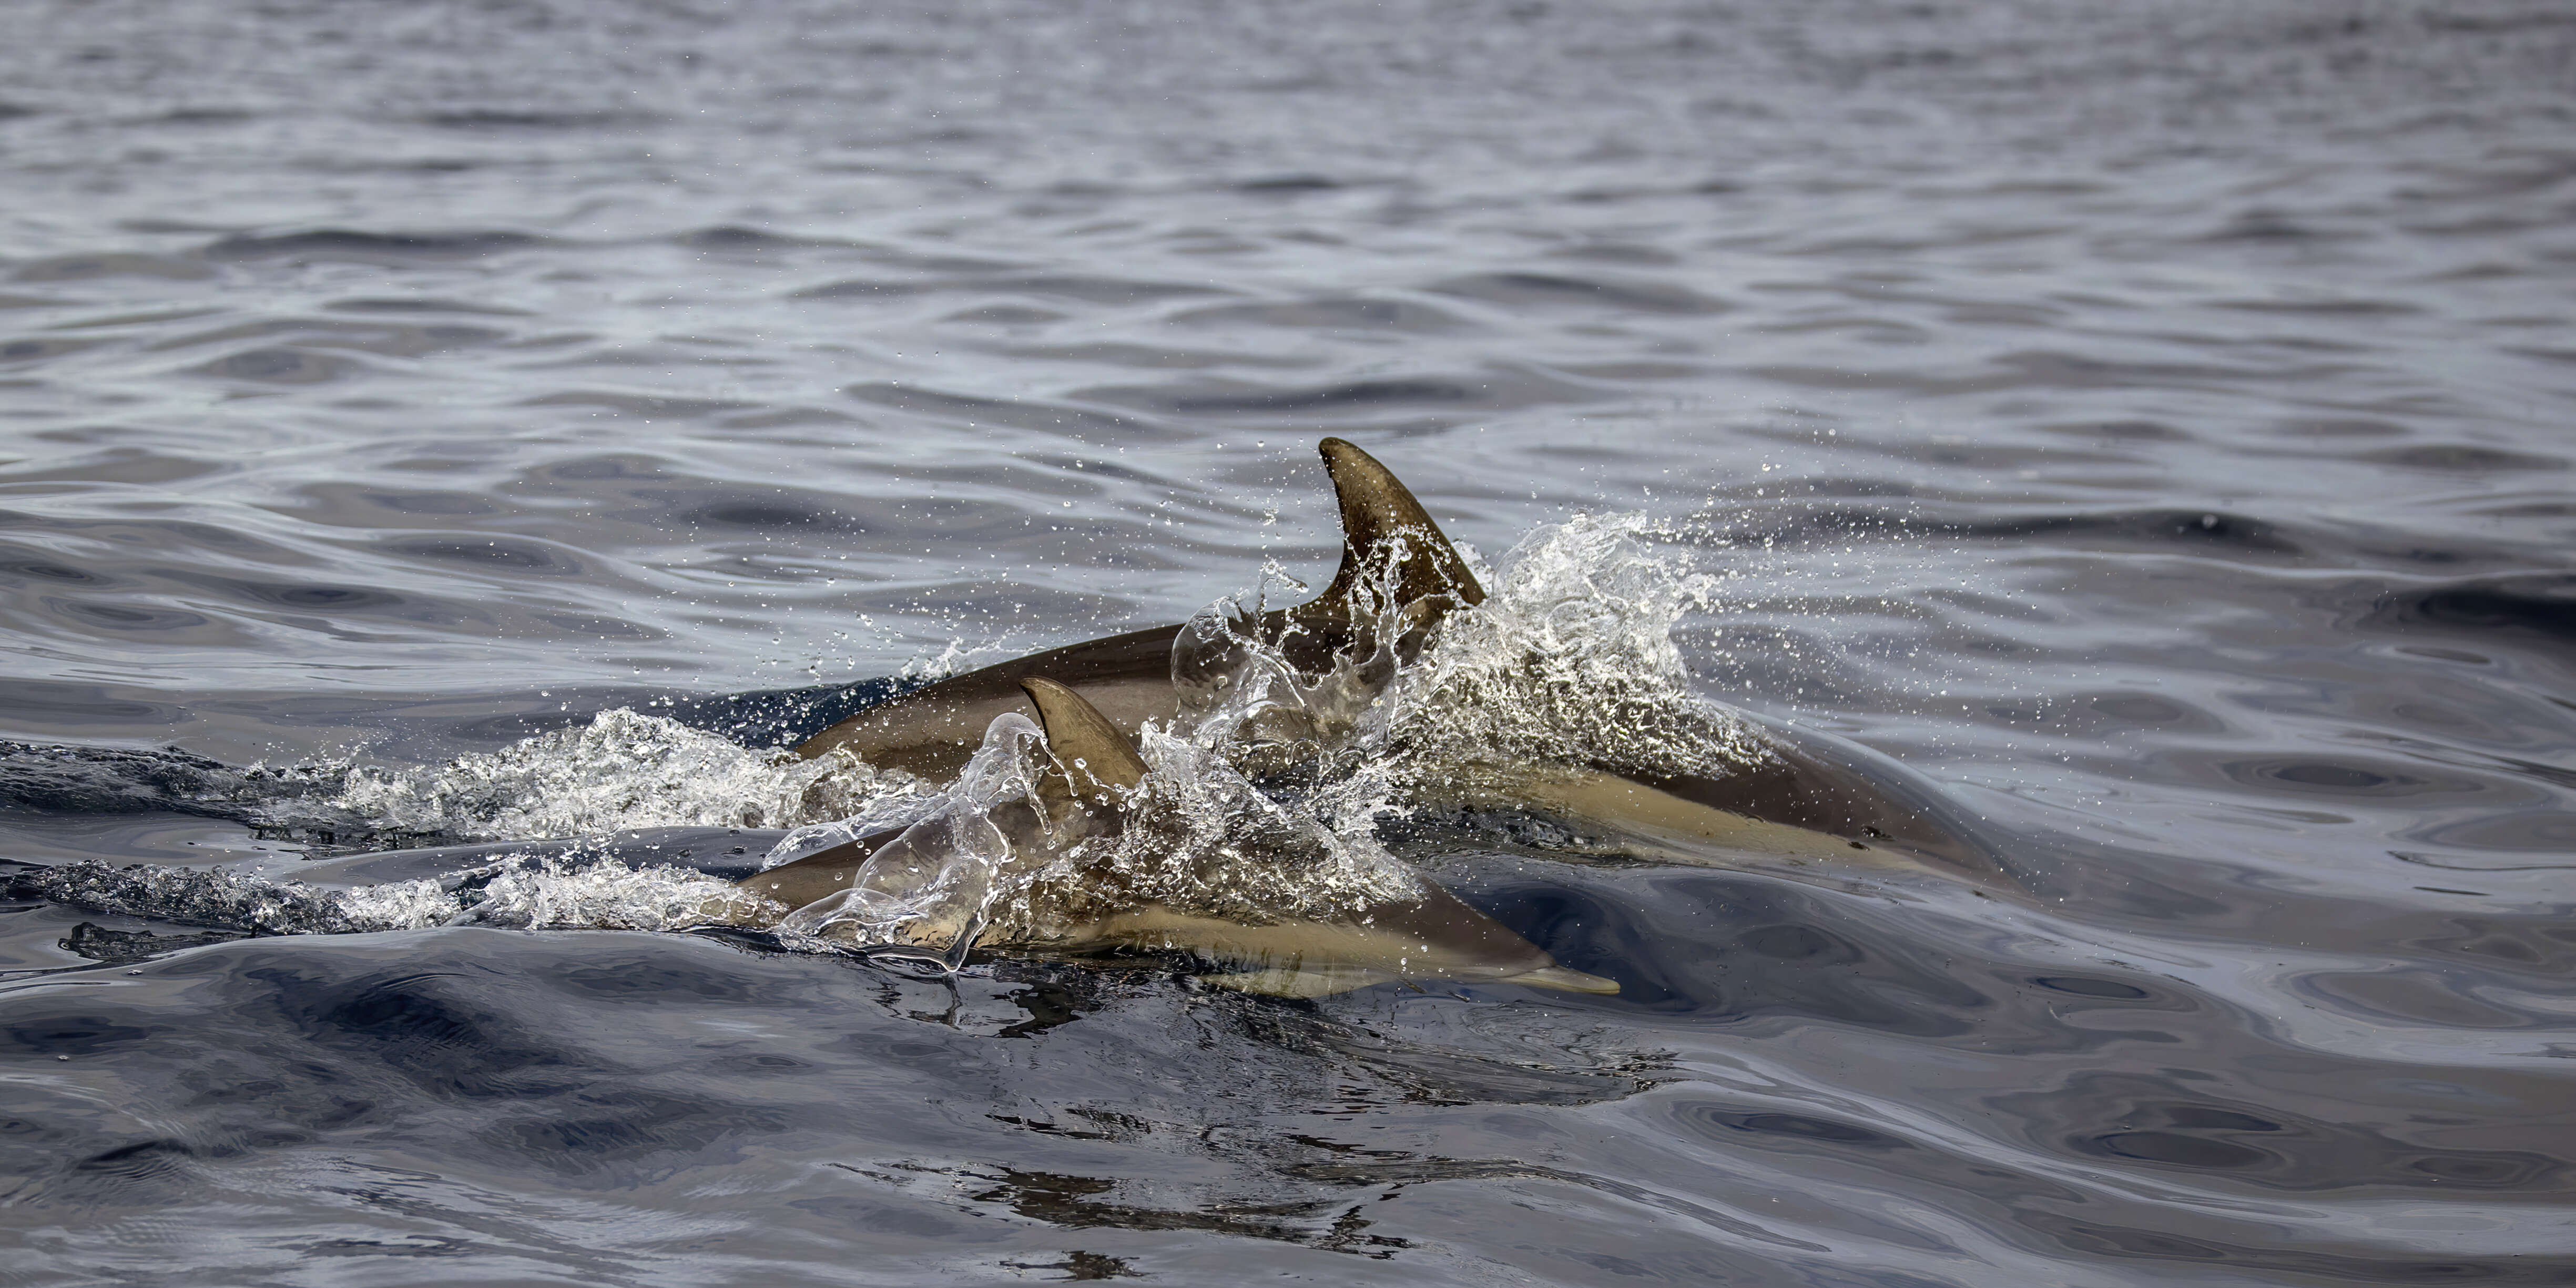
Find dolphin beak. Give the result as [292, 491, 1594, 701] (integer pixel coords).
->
[1508, 965, 1622, 995]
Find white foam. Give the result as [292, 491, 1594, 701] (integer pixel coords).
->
[316, 708, 936, 843]
[103, 513, 1759, 960]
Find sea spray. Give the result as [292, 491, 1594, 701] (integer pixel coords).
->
[26, 514, 1775, 964]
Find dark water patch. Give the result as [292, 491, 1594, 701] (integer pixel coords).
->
[792, 277, 930, 300]
[1682, 1105, 1909, 1152]
[2080, 692, 2225, 733]
[45, 597, 213, 632]
[0, 742, 236, 816]
[1233, 173, 1345, 193]
[1762, 349, 2358, 397]
[942, 304, 1066, 325]
[1112, 367, 1600, 421]
[981, 339, 1312, 373]
[144, 106, 257, 127]
[651, 488, 874, 536]
[278, 965, 589, 1099]
[2300, 966, 2543, 1029]
[325, 321, 509, 357]
[2198, 208, 2369, 244]
[1959, 507, 2304, 556]
[9, 252, 211, 283]
[158, 573, 409, 614]
[675, 225, 841, 252]
[188, 345, 363, 384]
[58, 921, 248, 966]
[0, 334, 107, 364]
[1, 1010, 158, 1058]
[378, 535, 585, 577]
[2020, 1208, 2573, 1283]
[1547, 242, 1685, 268]
[1427, 271, 1726, 316]
[2397, 809, 2576, 857]
[2365, 444, 2569, 472]
[845, 382, 1185, 442]
[2032, 974, 2152, 999]
[0, 681, 186, 729]
[940, 275, 1231, 306]
[2397, 917, 2576, 977]
[2215, 295, 2424, 316]
[56, 1139, 209, 1204]
[205, 230, 550, 265]
[522, 452, 683, 484]
[2037, 417, 2192, 443]
[968, 1165, 1407, 1255]
[325, 297, 532, 316]
[1168, 297, 1475, 335]
[2270, 416, 2414, 438]
[1465, 871, 1994, 1032]
[2391, 847, 2576, 874]
[0, 547, 116, 587]
[1723, 504, 2308, 559]
[2217, 755, 2480, 799]
[521, 390, 757, 420]
[2365, 575, 2576, 647]
[301, 1235, 475, 1260]
[2501, 343, 2576, 367]
[414, 109, 661, 131]
[1157, 377, 1482, 415]
[2000, 1072, 2575, 1195]
[1281, 1152, 1830, 1255]
[1245, 1007, 1645, 1108]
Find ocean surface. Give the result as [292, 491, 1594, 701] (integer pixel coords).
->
[4, 1, 2574, 1283]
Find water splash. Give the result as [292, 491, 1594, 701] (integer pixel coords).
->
[770, 712, 1055, 970]
[24, 851, 777, 939]
[1366, 512, 1772, 783]
[312, 708, 936, 842]
[25, 513, 1771, 973]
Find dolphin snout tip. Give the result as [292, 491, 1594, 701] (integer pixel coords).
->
[1511, 965, 1623, 996]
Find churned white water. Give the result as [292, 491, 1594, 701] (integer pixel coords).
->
[65, 513, 1772, 948]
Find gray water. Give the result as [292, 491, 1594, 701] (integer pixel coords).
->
[5, 2, 2575, 1284]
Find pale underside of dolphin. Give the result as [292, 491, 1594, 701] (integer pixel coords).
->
[740, 678, 1621, 999]
[788, 437, 2011, 891]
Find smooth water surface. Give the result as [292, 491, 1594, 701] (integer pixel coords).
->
[4, 2, 2573, 1284]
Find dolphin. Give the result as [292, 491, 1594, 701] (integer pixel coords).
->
[789, 437, 2009, 887]
[791, 437, 1481, 782]
[742, 678, 1621, 998]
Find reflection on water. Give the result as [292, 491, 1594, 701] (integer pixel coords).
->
[6, 0, 2576, 1283]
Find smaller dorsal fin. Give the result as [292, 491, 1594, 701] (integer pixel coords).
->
[1309, 437, 1485, 616]
[1019, 678, 1148, 821]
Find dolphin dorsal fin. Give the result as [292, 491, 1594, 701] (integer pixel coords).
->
[1309, 437, 1486, 620]
[1019, 678, 1148, 820]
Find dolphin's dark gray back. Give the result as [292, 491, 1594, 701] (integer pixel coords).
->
[793, 437, 1481, 780]
[794, 623, 1180, 780]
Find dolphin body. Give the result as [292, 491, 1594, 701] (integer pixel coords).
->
[793, 438, 1481, 782]
[742, 679, 1621, 998]
[793, 438, 2008, 888]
